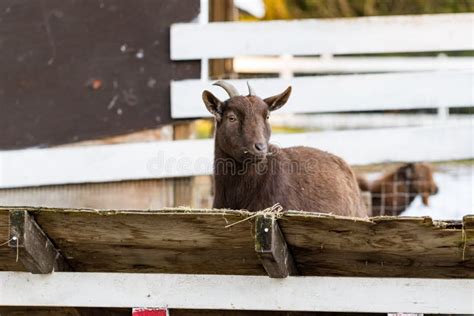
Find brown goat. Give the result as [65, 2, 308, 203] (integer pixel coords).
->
[202, 81, 367, 217]
[359, 163, 439, 216]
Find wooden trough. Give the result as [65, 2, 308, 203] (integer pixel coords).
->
[1, 207, 473, 314]
[1, 207, 473, 278]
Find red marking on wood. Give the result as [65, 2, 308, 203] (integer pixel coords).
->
[132, 308, 168, 316]
[91, 79, 102, 90]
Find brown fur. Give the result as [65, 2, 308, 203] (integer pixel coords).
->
[202, 85, 367, 217]
[359, 163, 439, 216]
[356, 175, 371, 192]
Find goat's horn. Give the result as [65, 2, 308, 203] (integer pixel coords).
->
[247, 81, 256, 96]
[213, 80, 239, 98]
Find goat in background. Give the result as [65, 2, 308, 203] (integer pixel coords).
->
[357, 163, 439, 216]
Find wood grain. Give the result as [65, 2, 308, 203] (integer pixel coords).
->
[255, 215, 298, 278]
[0, 207, 471, 278]
[0, 180, 174, 210]
[2, 125, 471, 189]
[0, 211, 24, 271]
[171, 73, 474, 119]
[171, 14, 474, 60]
[21, 208, 263, 275]
[0, 0, 200, 149]
[9, 210, 69, 273]
[281, 212, 473, 278]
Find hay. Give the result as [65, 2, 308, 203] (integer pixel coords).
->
[224, 203, 284, 228]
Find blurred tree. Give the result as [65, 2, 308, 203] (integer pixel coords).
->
[240, 0, 474, 20]
[263, 0, 291, 19]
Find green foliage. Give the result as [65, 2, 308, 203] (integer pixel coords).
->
[248, 0, 474, 20]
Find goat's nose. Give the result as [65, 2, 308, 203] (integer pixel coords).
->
[254, 143, 267, 152]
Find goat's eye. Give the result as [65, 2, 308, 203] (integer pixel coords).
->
[266, 113, 270, 120]
[228, 115, 237, 122]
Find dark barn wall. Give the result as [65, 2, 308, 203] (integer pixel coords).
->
[0, 0, 200, 149]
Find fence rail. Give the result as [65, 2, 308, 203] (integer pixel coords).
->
[1, 124, 471, 188]
[1, 272, 472, 313]
[234, 56, 474, 75]
[1, 13, 472, 188]
[270, 113, 472, 129]
[171, 70, 474, 118]
[171, 13, 474, 60]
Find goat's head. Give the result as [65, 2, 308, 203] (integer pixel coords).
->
[202, 81, 291, 162]
[399, 163, 439, 206]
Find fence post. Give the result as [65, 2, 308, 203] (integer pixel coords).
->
[172, 122, 196, 207]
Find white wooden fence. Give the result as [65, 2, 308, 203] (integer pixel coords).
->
[1, 11, 473, 315]
[233, 55, 474, 75]
[170, 13, 474, 171]
[171, 13, 474, 59]
[1, 272, 473, 314]
[171, 70, 473, 118]
[1, 123, 471, 188]
[0, 13, 473, 189]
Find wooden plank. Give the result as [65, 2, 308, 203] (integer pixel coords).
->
[208, 0, 236, 78]
[0, 211, 24, 271]
[0, 307, 85, 316]
[234, 56, 474, 74]
[171, 13, 474, 60]
[0, 180, 174, 210]
[1, 272, 473, 313]
[0, 128, 175, 210]
[269, 113, 473, 130]
[0, 138, 214, 189]
[0, 207, 472, 278]
[171, 71, 474, 118]
[280, 212, 473, 278]
[0, 124, 471, 188]
[64, 127, 173, 147]
[255, 215, 298, 278]
[0, 307, 131, 316]
[271, 123, 474, 166]
[0, 0, 200, 150]
[8, 210, 69, 273]
[173, 122, 196, 207]
[1, 208, 265, 275]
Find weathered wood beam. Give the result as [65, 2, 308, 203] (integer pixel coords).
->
[9, 210, 70, 273]
[255, 215, 298, 278]
[173, 122, 196, 208]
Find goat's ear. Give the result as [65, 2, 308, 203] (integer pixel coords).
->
[202, 90, 223, 121]
[264, 86, 292, 111]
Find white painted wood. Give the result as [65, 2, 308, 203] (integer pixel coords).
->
[171, 13, 474, 60]
[0, 124, 471, 188]
[171, 70, 474, 119]
[1, 272, 473, 313]
[0, 139, 214, 189]
[199, 0, 209, 80]
[269, 114, 473, 130]
[234, 56, 474, 74]
[234, 0, 265, 18]
[272, 123, 474, 166]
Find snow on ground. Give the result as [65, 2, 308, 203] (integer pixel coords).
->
[366, 164, 473, 220]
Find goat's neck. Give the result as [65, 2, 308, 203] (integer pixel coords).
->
[213, 144, 273, 187]
[214, 146, 269, 177]
[213, 145, 274, 210]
